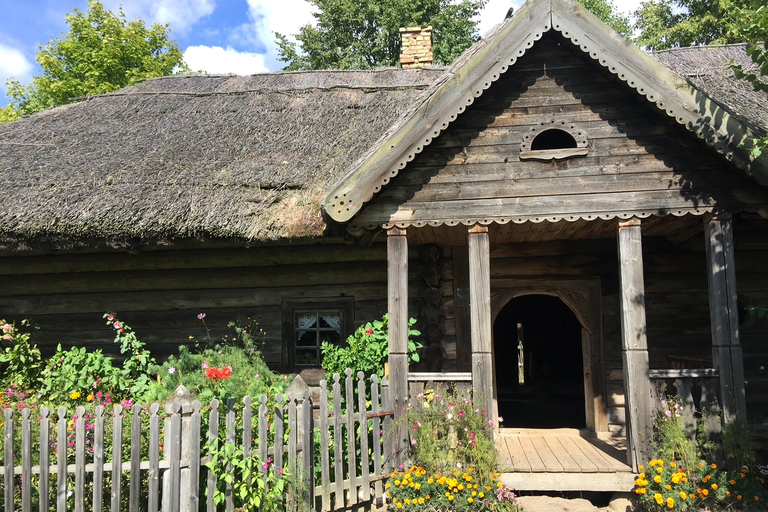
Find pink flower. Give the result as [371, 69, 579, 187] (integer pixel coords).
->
[113, 321, 121, 329]
[2, 323, 12, 333]
[201, 362, 209, 369]
[122, 400, 133, 407]
[197, 313, 206, 320]
[411, 439, 417, 445]
[106, 314, 114, 322]
[498, 416, 504, 423]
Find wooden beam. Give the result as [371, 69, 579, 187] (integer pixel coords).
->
[617, 218, 652, 470]
[387, 227, 410, 466]
[452, 245, 472, 372]
[705, 215, 748, 429]
[468, 225, 493, 417]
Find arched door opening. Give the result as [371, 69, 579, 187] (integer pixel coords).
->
[494, 294, 585, 428]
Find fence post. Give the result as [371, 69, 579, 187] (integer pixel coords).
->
[286, 375, 314, 511]
[162, 385, 196, 512]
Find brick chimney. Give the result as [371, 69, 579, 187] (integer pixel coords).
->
[399, 26, 433, 68]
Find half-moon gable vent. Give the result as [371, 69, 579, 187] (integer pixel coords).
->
[520, 120, 588, 161]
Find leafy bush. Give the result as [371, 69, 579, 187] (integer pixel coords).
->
[147, 314, 288, 403]
[0, 319, 42, 389]
[321, 314, 421, 381]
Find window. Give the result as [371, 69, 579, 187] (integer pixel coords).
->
[281, 298, 354, 368]
[519, 120, 588, 161]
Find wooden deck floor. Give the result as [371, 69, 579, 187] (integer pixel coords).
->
[496, 429, 636, 492]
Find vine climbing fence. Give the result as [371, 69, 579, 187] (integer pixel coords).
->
[0, 370, 395, 512]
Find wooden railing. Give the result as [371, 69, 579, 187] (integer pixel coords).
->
[0, 370, 395, 512]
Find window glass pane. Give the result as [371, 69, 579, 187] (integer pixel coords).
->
[296, 349, 317, 366]
[319, 313, 341, 329]
[296, 330, 316, 347]
[320, 330, 341, 346]
[296, 313, 317, 330]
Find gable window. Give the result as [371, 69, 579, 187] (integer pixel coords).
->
[282, 298, 354, 368]
[520, 120, 588, 161]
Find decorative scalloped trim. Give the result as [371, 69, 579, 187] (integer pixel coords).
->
[550, 22, 749, 172]
[350, 208, 712, 232]
[326, 16, 552, 219]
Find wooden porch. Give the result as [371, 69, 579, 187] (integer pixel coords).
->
[496, 429, 635, 492]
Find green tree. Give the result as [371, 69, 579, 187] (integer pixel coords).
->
[579, 0, 632, 37]
[0, 0, 188, 122]
[633, 0, 750, 51]
[731, 1, 768, 156]
[275, 0, 487, 70]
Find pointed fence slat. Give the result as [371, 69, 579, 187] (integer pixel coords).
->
[56, 407, 67, 512]
[148, 403, 160, 512]
[39, 407, 51, 512]
[1, 368, 396, 512]
[129, 404, 142, 512]
[224, 399, 235, 512]
[206, 399, 219, 512]
[75, 406, 86, 512]
[93, 406, 105, 512]
[4, 409, 12, 512]
[21, 408, 31, 512]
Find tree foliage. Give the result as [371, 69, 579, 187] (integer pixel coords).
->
[633, 0, 751, 51]
[275, 0, 487, 70]
[578, 0, 632, 37]
[0, 0, 187, 122]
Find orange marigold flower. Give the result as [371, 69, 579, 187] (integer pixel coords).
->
[737, 495, 743, 500]
[712, 484, 718, 490]
[729, 480, 736, 485]
[711, 463, 717, 469]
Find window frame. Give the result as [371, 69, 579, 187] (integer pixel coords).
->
[281, 298, 354, 369]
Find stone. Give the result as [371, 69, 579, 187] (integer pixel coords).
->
[608, 492, 639, 512]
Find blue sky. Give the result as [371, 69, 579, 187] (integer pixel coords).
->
[0, 0, 643, 108]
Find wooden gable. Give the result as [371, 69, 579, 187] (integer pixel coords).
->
[348, 34, 768, 234]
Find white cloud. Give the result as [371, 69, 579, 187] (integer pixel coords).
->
[245, 0, 317, 71]
[184, 45, 268, 75]
[103, 0, 215, 35]
[0, 43, 34, 101]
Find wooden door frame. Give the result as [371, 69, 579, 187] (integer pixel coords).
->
[490, 278, 608, 432]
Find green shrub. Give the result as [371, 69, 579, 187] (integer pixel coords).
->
[0, 319, 42, 389]
[321, 314, 421, 381]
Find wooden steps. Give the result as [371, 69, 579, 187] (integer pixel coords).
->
[496, 429, 636, 492]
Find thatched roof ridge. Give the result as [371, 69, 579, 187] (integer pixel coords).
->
[0, 69, 442, 251]
[655, 44, 768, 137]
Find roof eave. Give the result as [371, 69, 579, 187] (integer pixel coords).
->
[321, 0, 768, 225]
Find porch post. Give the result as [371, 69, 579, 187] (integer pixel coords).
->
[705, 214, 747, 429]
[617, 218, 653, 469]
[387, 227, 409, 461]
[468, 225, 493, 420]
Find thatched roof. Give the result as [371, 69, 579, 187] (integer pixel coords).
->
[655, 44, 768, 137]
[0, 69, 441, 251]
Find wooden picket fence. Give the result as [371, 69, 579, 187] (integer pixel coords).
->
[0, 370, 396, 512]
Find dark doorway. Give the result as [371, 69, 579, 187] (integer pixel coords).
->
[494, 294, 585, 428]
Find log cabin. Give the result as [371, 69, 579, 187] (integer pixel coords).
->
[1, 0, 767, 491]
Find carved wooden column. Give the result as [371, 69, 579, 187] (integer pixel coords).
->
[387, 227, 409, 461]
[617, 218, 652, 469]
[468, 225, 493, 419]
[705, 214, 747, 429]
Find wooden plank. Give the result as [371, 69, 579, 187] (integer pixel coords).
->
[111, 406, 124, 512]
[499, 471, 635, 492]
[555, 435, 599, 473]
[468, 226, 491, 354]
[57, 407, 67, 512]
[518, 436, 547, 473]
[543, 436, 581, 473]
[129, 404, 141, 512]
[319, 380, 331, 512]
[21, 408, 31, 512]
[618, 219, 652, 469]
[530, 435, 564, 473]
[39, 408, 51, 512]
[3, 409, 12, 512]
[502, 435, 531, 473]
[206, 400, 220, 512]
[168, 402, 182, 512]
[189, 401, 202, 512]
[148, 404, 160, 512]
[370, 376, 384, 504]
[344, 371, 358, 507]
[91, 407, 105, 511]
[332, 375, 344, 509]
[75, 406, 87, 512]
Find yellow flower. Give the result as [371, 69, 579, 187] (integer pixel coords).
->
[655, 493, 663, 505]
[479, 492, 484, 498]
[396, 503, 402, 509]
[86, 394, 93, 402]
[666, 485, 672, 490]
[654, 475, 663, 484]
[670, 461, 677, 467]
[404, 499, 410, 505]
[639, 465, 644, 470]
[711, 483, 718, 490]
[468, 497, 474, 503]
[657, 467, 664, 474]
[666, 497, 674, 509]
[427, 477, 433, 485]
[70, 391, 81, 400]
[680, 491, 687, 500]
[448, 495, 454, 502]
